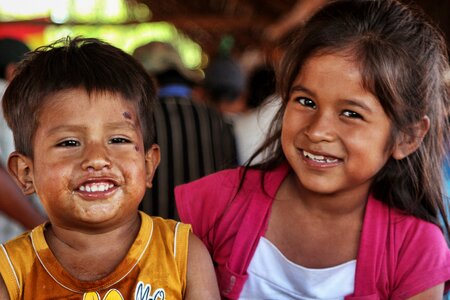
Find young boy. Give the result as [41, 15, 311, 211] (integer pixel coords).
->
[0, 37, 220, 299]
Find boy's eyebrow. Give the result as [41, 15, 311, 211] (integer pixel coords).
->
[105, 121, 138, 130]
[47, 125, 87, 136]
[47, 121, 137, 135]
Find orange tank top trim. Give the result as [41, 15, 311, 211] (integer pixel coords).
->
[0, 211, 191, 299]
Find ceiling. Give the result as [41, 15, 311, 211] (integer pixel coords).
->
[135, 0, 450, 58]
[139, 0, 299, 56]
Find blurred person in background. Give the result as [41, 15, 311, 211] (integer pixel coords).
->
[133, 41, 237, 219]
[201, 51, 280, 165]
[0, 38, 46, 242]
[0, 38, 30, 165]
[201, 53, 247, 114]
[0, 164, 45, 241]
[230, 64, 280, 165]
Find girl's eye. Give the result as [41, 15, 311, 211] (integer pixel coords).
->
[342, 110, 363, 119]
[57, 140, 80, 147]
[109, 137, 131, 144]
[296, 97, 316, 109]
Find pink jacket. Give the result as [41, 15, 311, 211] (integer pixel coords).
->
[175, 163, 450, 299]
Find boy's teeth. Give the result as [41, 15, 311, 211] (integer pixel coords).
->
[79, 183, 114, 192]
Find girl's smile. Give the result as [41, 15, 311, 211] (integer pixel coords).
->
[301, 149, 342, 168]
[281, 51, 395, 197]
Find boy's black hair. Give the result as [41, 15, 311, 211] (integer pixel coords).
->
[2, 36, 157, 158]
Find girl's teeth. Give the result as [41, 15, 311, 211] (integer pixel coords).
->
[303, 150, 337, 163]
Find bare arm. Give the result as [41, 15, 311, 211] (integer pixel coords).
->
[264, 0, 329, 41]
[407, 284, 444, 300]
[184, 232, 220, 299]
[0, 276, 10, 300]
[0, 164, 46, 229]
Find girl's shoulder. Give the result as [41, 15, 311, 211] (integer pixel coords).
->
[367, 196, 446, 241]
[175, 163, 290, 240]
[175, 162, 290, 200]
[356, 197, 450, 297]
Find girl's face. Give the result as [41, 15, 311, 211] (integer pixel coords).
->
[27, 88, 159, 231]
[281, 53, 395, 197]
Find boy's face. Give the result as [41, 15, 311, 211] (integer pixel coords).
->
[10, 88, 159, 231]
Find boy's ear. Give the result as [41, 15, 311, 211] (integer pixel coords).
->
[144, 144, 160, 189]
[392, 116, 430, 160]
[7, 152, 35, 195]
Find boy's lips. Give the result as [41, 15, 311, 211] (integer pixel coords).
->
[78, 181, 115, 192]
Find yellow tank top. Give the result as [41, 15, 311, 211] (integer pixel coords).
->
[0, 212, 190, 299]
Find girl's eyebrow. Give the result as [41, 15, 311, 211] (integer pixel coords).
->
[290, 84, 316, 97]
[291, 83, 375, 113]
[341, 99, 373, 113]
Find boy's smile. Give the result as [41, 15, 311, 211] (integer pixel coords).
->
[25, 88, 159, 231]
[76, 179, 117, 199]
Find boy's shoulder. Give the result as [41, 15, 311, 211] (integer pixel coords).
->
[147, 214, 191, 238]
[0, 227, 39, 298]
[1, 227, 37, 258]
[140, 212, 191, 252]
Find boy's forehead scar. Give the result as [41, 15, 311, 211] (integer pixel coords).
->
[123, 111, 132, 119]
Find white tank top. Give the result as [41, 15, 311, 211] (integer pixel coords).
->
[239, 237, 356, 299]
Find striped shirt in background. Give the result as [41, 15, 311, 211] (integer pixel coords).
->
[139, 95, 238, 219]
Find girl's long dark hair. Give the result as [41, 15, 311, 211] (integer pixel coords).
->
[243, 0, 450, 231]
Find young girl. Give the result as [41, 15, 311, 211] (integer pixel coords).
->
[176, 0, 450, 299]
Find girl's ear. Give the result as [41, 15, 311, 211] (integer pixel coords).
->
[144, 144, 161, 189]
[7, 151, 35, 195]
[392, 116, 430, 160]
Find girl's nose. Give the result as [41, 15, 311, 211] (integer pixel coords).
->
[303, 113, 336, 143]
[80, 143, 111, 171]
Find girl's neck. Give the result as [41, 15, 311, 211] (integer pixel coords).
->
[282, 172, 369, 218]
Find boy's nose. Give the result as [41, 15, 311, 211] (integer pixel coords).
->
[303, 113, 336, 143]
[81, 144, 112, 171]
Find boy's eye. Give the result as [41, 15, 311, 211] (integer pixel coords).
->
[296, 97, 316, 109]
[57, 140, 80, 147]
[342, 110, 363, 119]
[109, 137, 131, 144]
